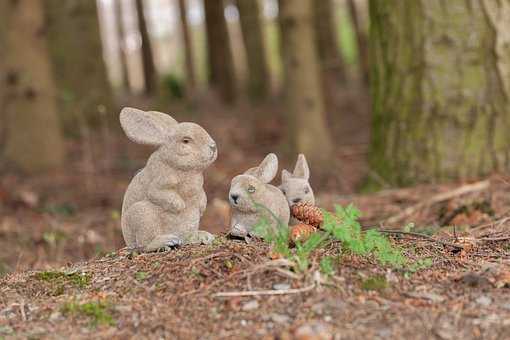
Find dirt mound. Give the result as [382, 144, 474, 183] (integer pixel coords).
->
[1, 236, 509, 339]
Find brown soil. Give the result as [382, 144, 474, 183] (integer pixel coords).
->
[1, 232, 509, 339]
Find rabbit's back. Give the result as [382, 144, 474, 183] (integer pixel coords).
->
[265, 184, 290, 223]
[122, 167, 151, 214]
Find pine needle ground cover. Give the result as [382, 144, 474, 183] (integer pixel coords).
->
[2, 216, 509, 338]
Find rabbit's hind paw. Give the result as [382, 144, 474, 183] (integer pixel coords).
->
[183, 230, 215, 245]
[145, 234, 183, 252]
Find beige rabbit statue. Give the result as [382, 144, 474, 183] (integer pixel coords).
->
[280, 154, 315, 225]
[229, 153, 290, 238]
[120, 107, 217, 252]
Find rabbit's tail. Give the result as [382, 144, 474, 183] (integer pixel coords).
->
[144, 234, 183, 252]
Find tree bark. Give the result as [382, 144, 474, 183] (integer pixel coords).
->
[369, 0, 510, 185]
[114, 0, 130, 92]
[347, 0, 369, 85]
[177, 0, 197, 97]
[236, 0, 270, 102]
[44, 0, 114, 133]
[0, 0, 65, 172]
[313, 0, 345, 82]
[135, 0, 157, 95]
[203, 0, 237, 104]
[278, 0, 334, 168]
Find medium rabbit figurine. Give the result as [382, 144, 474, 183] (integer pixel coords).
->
[280, 154, 315, 224]
[120, 107, 217, 252]
[229, 153, 290, 238]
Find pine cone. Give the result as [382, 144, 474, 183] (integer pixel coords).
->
[291, 202, 324, 227]
[290, 223, 317, 243]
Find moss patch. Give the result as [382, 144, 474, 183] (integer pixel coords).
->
[34, 270, 91, 288]
[361, 275, 389, 291]
[61, 300, 115, 327]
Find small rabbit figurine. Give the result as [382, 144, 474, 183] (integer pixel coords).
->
[120, 107, 217, 252]
[280, 154, 315, 224]
[229, 153, 290, 238]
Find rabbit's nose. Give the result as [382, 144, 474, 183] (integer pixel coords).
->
[209, 143, 217, 152]
[230, 194, 239, 204]
[293, 198, 302, 204]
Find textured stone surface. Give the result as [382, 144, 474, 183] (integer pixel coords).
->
[228, 153, 290, 237]
[119, 107, 217, 252]
[279, 154, 315, 226]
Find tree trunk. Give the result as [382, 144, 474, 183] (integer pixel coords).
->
[313, 0, 345, 82]
[114, 0, 130, 92]
[347, 0, 369, 85]
[203, 0, 237, 104]
[369, 0, 510, 186]
[236, 0, 270, 102]
[44, 0, 114, 133]
[278, 0, 334, 168]
[0, 0, 65, 172]
[177, 0, 197, 97]
[135, 0, 157, 95]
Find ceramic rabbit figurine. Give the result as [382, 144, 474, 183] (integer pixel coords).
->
[280, 154, 315, 225]
[120, 107, 217, 252]
[229, 153, 290, 238]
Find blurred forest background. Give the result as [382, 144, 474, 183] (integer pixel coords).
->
[0, 0, 509, 274]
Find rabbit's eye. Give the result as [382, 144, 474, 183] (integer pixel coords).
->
[247, 185, 256, 193]
[182, 137, 192, 144]
[281, 189, 286, 195]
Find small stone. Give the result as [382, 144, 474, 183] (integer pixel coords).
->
[49, 311, 62, 322]
[242, 300, 259, 311]
[475, 295, 492, 307]
[271, 313, 291, 324]
[406, 292, 446, 303]
[273, 283, 291, 290]
[294, 321, 332, 340]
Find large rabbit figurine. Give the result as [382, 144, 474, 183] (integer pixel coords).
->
[229, 153, 290, 238]
[120, 107, 217, 252]
[280, 154, 315, 225]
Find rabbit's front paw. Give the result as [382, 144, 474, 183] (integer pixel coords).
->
[167, 198, 186, 213]
[145, 234, 183, 252]
[182, 231, 215, 245]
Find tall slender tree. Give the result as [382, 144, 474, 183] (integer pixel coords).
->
[203, 0, 236, 104]
[0, 0, 65, 172]
[369, 0, 510, 185]
[278, 0, 334, 168]
[114, 0, 131, 92]
[177, 0, 197, 97]
[44, 0, 114, 132]
[347, 0, 369, 85]
[313, 0, 345, 82]
[135, 0, 157, 95]
[236, 0, 270, 102]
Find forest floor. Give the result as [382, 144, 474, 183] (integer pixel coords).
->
[1, 95, 510, 338]
[1, 176, 510, 339]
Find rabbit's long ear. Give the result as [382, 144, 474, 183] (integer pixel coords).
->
[293, 154, 310, 180]
[120, 107, 178, 146]
[281, 169, 292, 182]
[245, 153, 278, 183]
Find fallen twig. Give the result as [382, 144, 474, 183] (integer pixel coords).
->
[379, 229, 464, 250]
[385, 180, 490, 224]
[213, 283, 315, 298]
[478, 236, 510, 242]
